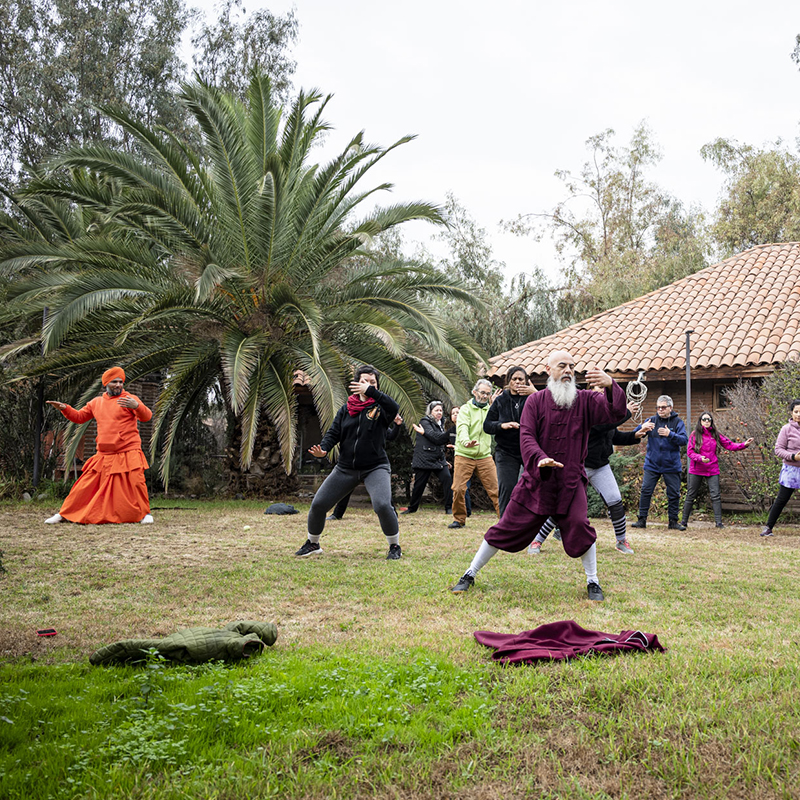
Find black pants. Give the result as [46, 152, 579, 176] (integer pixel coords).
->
[638, 469, 681, 522]
[494, 448, 523, 517]
[766, 485, 796, 530]
[407, 466, 452, 512]
[681, 473, 721, 524]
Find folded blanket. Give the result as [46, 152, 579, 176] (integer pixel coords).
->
[90, 620, 278, 665]
[474, 620, 664, 664]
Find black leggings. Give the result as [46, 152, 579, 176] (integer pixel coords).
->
[766, 485, 796, 530]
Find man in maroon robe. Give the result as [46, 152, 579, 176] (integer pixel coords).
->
[450, 351, 627, 601]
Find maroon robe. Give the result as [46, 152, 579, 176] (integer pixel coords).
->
[484, 381, 627, 557]
[474, 620, 665, 663]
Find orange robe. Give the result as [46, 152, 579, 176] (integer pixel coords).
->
[58, 392, 153, 524]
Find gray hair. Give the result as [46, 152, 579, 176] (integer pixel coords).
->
[425, 400, 444, 417]
[472, 379, 493, 393]
[657, 395, 673, 408]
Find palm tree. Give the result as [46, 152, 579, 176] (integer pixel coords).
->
[2, 73, 483, 486]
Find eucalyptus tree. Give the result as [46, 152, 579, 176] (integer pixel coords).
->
[2, 73, 483, 486]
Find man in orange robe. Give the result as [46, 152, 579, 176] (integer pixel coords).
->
[44, 367, 154, 525]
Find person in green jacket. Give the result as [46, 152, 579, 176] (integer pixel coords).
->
[449, 379, 500, 528]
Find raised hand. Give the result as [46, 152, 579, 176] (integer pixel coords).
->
[308, 444, 328, 458]
[45, 400, 67, 411]
[585, 365, 612, 389]
[349, 378, 371, 396]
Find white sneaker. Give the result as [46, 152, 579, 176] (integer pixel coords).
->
[45, 513, 64, 524]
[140, 514, 154, 524]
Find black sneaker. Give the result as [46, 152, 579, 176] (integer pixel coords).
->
[587, 582, 605, 601]
[760, 526, 774, 537]
[399, 509, 414, 515]
[386, 543, 402, 560]
[451, 573, 474, 592]
[326, 514, 340, 522]
[715, 522, 725, 529]
[631, 519, 646, 529]
[668, 521, 686, 531]
[448, 520, 464, 529]
[295, 539, 322, 557]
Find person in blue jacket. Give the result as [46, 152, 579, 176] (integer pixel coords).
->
[631, 395, 688, 530]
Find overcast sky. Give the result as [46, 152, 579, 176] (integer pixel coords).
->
[197, 1, 800, 282]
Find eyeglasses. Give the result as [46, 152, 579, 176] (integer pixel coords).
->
[475, 391, 492, 398]
[656, 405, 670, 410]
[701, 417, 712, 422]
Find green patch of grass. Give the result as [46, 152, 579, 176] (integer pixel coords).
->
[2, 502, 800, 798]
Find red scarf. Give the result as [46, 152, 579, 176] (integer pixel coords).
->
[347, 394, 376, 417]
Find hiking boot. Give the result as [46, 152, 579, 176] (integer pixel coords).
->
[386, 543, 402, 560]
[451, 573, 474, 593]
[615, 539, 634, 554]
[295, 539, 322, 557]
[760, 526, 774, 537]
[448, 521, 464, 529]
[326, 514, 341, 521]
[668, 521, 686, 531]
[631, 519, 646, 529]
[587, 582, 605, 601]
[140, 514, 154, 524]
[528, 541, 542, 555]
[45, 513, 64, 524]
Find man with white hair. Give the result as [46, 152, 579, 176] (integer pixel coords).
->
[450, 351, 626, 601]
[630, 395, 688, 530]
[448, 379, 500, 529]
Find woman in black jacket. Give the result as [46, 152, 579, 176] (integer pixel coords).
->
[295, 365, 402, 560]
[483, 366, 536, 516]
[402, 400, 452, 514]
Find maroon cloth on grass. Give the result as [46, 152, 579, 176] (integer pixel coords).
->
[474, 620, 665, 664]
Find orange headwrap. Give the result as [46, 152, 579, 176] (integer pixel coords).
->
[101, 367, 126, 386]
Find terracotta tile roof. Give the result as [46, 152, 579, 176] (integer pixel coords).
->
[489, 243, 800, 380]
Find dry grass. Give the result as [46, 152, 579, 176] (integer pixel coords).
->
[2, 501, 800, 799]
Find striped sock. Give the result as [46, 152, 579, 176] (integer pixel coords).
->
[534, 516, 557, 545]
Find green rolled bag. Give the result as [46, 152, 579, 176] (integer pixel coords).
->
[89, 620, 278, 665]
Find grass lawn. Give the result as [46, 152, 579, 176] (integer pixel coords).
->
[1, 500, 799, 799]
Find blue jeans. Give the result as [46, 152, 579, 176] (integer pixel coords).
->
[638, 469, 681, 522]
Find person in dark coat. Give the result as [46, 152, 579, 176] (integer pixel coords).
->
[483, 365, 537, 516]
[630, 395, 688, 530]
[529, 393, 642, 555]
[450, 351, 627, 602]
[327, 416, 403, 521]
[295, 365, 402, 560]
[402, 401, 452, 514]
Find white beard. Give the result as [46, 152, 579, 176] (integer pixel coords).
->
[547, 376, 577, 409]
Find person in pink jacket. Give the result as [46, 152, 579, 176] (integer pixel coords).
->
[681, 412, 752, 528]
[761, 399, 800, 537]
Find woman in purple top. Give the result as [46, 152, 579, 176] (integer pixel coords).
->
[761, 399, 800, 537]
[681, 412, 752, 528]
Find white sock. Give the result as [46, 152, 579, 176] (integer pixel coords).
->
[466, 540, 499, 577]
[308, 533, 321, 544]
[386, 534, 399, 546]
[580, 543, 598, 584]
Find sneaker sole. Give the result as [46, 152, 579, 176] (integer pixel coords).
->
[295, 548, 323, 558]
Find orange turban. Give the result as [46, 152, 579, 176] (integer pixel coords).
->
[101, 367, 126, 386]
